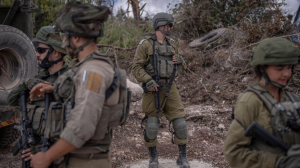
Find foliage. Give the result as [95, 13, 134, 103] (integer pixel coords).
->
[171, 0, 290, 43]
[98, 17, 152, 49]
[0, 0, 13, 5]
[33, 0, 100, 35]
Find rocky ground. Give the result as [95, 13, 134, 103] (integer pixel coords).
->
[0, 98, 232, 168]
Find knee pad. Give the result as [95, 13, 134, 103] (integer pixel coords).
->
[173, 118, 187, 139]
[145, 117, 159, 140]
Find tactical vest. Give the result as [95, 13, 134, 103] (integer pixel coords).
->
[144, 36, 183, 78]
[26, 65, 69, 137]
[44, 52, 131, 151]
[246, 84, 300, 154]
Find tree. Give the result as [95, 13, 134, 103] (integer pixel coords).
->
[127, 0, 146, 20]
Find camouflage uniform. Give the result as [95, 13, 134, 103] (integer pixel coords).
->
[224, 38, 300, 168]
[132, 13, 189, 168]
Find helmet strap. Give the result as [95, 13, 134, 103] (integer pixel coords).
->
[69, 38, 94, 59]
[158, 24, 170, 36]
[259, 65, 286, 88]
[40, 46, 64, 69]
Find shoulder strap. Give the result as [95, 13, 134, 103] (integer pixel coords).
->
[246, 84, 278, 113]
[105, 67, 121, 101]
[284, 90, 299, 102]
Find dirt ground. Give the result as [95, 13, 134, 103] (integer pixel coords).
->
[0, 99, 231, 168]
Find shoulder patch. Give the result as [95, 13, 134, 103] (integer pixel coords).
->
[86, 72, 103, 93]
[139, 39, 147, 45]
[169, 38, 175, 43]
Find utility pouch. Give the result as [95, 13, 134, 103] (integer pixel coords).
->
[27, 104, 45, 136]
[44, 102, 64, 138]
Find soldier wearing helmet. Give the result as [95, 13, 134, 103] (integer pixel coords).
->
[132, 13, 189, 168]
[224, 37, 300, 168]
[7, 26, 69, 162]
[29, 2, 127, 168]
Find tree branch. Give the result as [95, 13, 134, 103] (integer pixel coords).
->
[97, 44, 137, 50]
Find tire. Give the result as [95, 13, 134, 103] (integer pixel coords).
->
[0, 124, 19, 149]
[0, 25, 38, 105]
[188, 28, 230, 48]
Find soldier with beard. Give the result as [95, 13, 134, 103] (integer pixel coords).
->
[7, 26, 69, 162]
[29, 2, 129, 168]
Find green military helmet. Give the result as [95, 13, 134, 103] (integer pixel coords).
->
[251, 37, 300, 67]
[55, 2, 111, 37]
[152, 12, 174, 30]
[35, 26, 67, 55]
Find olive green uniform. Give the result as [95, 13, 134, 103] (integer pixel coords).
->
[224, 82, 295, 168]
[132, 37, 187, 147]
[53, 51, 119, 167]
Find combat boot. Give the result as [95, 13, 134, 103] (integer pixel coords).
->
[177, 144, 190, 168]
[148, 146, 159, 168]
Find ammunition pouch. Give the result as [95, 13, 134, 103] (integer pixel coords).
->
[44, 102, 64, 139]
[26, 104, 45, 136]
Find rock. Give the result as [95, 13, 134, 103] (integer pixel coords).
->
[161, 132, 169, 136]
[218, 124, 225, 129]
[242, 77, 250, 83]
[127, 79, 143, 102]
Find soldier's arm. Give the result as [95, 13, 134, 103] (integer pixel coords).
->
[132, 41, 152, 83]
[59, 64, 112, 148]
[172, 40, 187, 70]
[223, 93, 279, 168]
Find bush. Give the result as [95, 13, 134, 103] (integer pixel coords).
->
[98, 18, 153, 49]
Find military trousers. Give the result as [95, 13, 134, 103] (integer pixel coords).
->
[53, 155, 111, 168]
[142, 82, 187, 147]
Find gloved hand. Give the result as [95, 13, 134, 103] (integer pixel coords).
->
[276, 144, 300, 168]
[25, 78, 45, 90]
[173, 54, 184, 65]
[146, 78, 158, 92]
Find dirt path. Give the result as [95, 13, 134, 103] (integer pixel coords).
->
[123, 159, 215, 168]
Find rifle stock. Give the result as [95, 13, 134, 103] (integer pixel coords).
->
[245, 121, 289, 152]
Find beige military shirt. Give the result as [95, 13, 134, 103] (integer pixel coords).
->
[224, 82, 286, 168]
[60, 51, 118, 153]
[132, 37, 186, 83]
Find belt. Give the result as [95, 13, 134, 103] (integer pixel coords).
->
[69, 153, 109, 160]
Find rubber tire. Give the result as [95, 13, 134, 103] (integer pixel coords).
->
[0, 25, 38, 105]
[0, 124, 18, 149]
[188, 28, 230, 48]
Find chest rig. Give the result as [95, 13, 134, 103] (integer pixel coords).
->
[44, 52, 131, 150]
[144, 35, 182, 79]
[247, 84, 300, 153]
[26, 66, 68, 137]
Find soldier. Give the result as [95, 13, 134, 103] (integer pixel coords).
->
[132, 13, 189, 168]
[29, 2, 129, 168]
[7, 26, 69, 162]
[224, 37, 300, 168]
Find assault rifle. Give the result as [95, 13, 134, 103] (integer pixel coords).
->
[12, 91, 35, 168]
[245, 121, 289, 152]
[39, 93, 52, 152]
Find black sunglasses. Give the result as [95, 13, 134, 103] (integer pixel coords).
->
[36, 47, 49, 54]
[168, 22, 173, 28]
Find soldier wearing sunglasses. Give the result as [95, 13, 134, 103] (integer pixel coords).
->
[132, 13, 189, 168]
[7, 26, 69, 162]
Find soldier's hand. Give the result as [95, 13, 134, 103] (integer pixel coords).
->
[173, 53, 184, 65]
[22, 148, 32, 161]
[146, 78, 159, 92]
[29, 83, 55, 102]
[30, 152, 51, 168]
